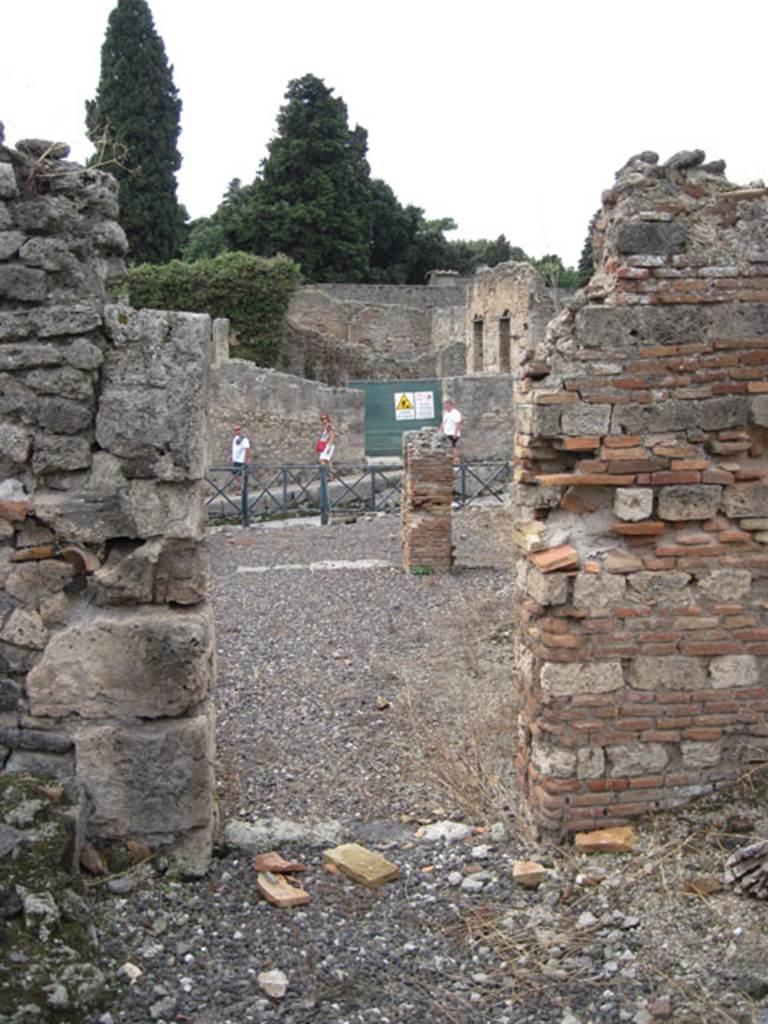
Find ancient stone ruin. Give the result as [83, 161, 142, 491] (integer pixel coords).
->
[512, 150, 768, 835]
[0, 138, 216, 873]
[401, 428, 454, 574]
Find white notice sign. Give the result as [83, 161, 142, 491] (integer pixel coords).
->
[394, 392, 415, 420]
[414, 391, 435, 419]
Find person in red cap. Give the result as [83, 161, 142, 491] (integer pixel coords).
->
[229, 424, 251, 489]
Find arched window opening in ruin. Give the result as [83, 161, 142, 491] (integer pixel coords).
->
[499, 314, 511, 373]
[472, 317, 484, 372]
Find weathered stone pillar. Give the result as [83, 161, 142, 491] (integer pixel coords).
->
[511, 150, 768, 837]
[402, 428, 453, 573]
[0, 138, 216, 873]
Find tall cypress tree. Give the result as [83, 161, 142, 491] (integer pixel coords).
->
[86, 0, 183, 264]
[255, 75, 373, 282]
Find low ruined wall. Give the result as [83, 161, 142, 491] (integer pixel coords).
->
[0, 138, 216, 873]
[209, 360, 365, 466]
[512, 150, 768, 836]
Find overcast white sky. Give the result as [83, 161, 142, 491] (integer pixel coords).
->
[3, 0, 766, 266]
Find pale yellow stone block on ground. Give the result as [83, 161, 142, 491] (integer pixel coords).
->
[323, 843, 400, 888]
[574, 826, 637, 854]
[512, 859, 548, 887]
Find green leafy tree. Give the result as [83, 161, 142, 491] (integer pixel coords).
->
[128, 252, 301, 363]
[254, 74, 373, 282]
[86, 0, 183, 264]
[531, 253, 580, 289]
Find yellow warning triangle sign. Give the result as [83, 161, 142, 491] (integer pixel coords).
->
[396, 393, 414, 411]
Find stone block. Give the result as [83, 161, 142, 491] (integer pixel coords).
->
[577, 746, 606, 779]
[723, 484, 768, 519]
[657, 485, 722, 522]
[0, 344, 63, 373]
[27, 604, 214, 719]
[629, 655, 706, 690]
[561, 403, 612, 437]
[709, 654, 759, 690]
[0, 608, 47, 650]
[0, 265, 46, 302]
[0, 230, 24, 259]
[540, 660, 624, 696]
[34, 480, 205, 544]
[0, 420, 31, 464]
[616, 221, 686, 255]
[34, 304, 102, 338]
[65, 338, 104, 371]
[520, 562, 569, 606]
[627, 570, 693, 606]
[574, 826, 637, 853]
[37, 396, 93, 435]
[751, 395, 768, 427]
[530, 740, 577, 778]
[94, 538, 162, 606]
[697, 569, 752, 602]
[98, 307, 212, 481]
[323, 842, 400, 888]
[614, 487, 654, 522]
[681, 740, 721, 768]
[573, 571, 626, 610]
[74, 712, 215, 837]
[0, 164, 19, 199]
[154, 541, 210, 605]
[31, 432, 92, 474]
[512, 860, 548, 887]
[608, 741, 669, 776]
[4, 560, 74, 608]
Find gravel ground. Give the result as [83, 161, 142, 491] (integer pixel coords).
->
[87, 511, 768, 1024]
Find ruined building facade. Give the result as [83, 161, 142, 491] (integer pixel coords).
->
[512, 151, 768, 835]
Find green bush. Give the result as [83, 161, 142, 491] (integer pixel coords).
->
[127, 251, 301, 363]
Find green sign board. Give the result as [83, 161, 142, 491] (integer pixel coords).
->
[349, 378, 443, 457]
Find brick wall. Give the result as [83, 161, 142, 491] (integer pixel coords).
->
[513, 151, 768, 835]
[402, 428, 453, 574]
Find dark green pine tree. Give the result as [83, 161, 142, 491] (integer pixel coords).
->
[256, 74, 372, 282]
[86, 0, 183, 264]
[577, 210, 600, 286]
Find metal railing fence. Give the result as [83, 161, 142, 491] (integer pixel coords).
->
[205, 461, 511, 526]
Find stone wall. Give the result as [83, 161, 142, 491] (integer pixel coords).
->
[512, 150, 768, 836]
[466, 262, 558, 374]
[209, 359, 365, 467]
[443, 373, 516, 462]
[281, 280, 469, 384]
[0, 138, 216, 873]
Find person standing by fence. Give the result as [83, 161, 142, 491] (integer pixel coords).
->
[440, 400, 462, 465]
[230, 425, 251, 489]
[316, 412, 335, 478]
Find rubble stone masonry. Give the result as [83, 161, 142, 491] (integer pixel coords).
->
[0, 137, 216, 873]
[512, 150, 768, 836]
[402, 428, 453, 574]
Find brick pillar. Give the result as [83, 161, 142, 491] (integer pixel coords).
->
[512, 150, 768, 838]
[402, 428, 454, 573]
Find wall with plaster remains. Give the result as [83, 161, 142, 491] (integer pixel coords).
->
[512, 150, 768, 836]
[0, 138, 216, 873]
[466, 262, 560, 374]
[281, 279, 469, 384]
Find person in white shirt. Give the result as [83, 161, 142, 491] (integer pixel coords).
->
[229, 425, 251, 489]
[440, 400, 462, 465]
